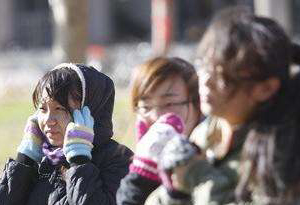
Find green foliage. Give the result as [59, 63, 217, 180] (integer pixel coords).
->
[113, 88, 136, 150]
[0, 97, 33, 167]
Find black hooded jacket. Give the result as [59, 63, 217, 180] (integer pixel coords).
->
[0, 65, 133, 205]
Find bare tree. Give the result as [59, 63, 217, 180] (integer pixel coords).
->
[49, 0, 88, 63]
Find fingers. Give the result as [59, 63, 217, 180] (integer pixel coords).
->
[73, 106, 94, 129]
[156, 113, 184, 134]
[135, 117, 150, 141]
[73, 109, 85, 125]
[28, 112, 39, 123]
[82, 106, 94, 129]
[160, 137, 198, 172]
[25, 114, 40, 134]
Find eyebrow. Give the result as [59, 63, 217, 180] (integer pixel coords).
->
[140, 82, 181, 101]
[141, 92, 180, 101]
[161, 81, 181, 98]
[160, 92, 179, 98]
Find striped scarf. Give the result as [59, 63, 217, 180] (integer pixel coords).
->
[42, 141, 66, 165]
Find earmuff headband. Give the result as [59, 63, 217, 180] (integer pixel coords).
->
[52, 63, 86, 108]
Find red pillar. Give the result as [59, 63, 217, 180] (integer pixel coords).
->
[151, 0, 173, 56]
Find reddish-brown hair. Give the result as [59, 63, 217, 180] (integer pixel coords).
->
[131, 57, 200, 118]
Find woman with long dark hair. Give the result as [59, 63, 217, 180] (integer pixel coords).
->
[142, 6, 300, 205]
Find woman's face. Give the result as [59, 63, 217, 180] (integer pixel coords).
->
[197, 61, 256, 124]
[37, 89, 80, 147]
[136, 75, 199, 136]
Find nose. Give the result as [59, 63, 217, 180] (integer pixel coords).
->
[147, 107, 168, 124]
[44, 111, 57, 126]
[199, 70, 215, 91]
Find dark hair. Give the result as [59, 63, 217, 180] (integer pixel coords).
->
[197, 6, 296, 125]
[32, 67, 82, 113]
[197, 6, 290, 87]
[197, 6, 300, 204]
[201, 6, 300, 204]
[131, 57, 200, 116]
[236, 66, 300, 204]
[236, 116, 300, 204]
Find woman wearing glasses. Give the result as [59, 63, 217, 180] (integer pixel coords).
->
[117, 57, 202, 205]
[143, 6, 300, 205]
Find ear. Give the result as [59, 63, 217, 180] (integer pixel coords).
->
[251, 77, 280, 102]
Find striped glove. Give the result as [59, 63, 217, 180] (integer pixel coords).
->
[130, 113, 184, 182]
[63, 106, 94, 163]
[17, 114, 44, 162]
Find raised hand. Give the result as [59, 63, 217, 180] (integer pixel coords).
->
[63, 106, 94, 163]
[17, 114, 45, 162]
[130, 113, 185, 182]
[135, 116, 150, 141]
[158, 137, 200, 193]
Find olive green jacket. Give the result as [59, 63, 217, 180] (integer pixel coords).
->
[145, 117, 248, 205]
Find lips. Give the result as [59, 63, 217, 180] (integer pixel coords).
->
[45, 130, 59, 137]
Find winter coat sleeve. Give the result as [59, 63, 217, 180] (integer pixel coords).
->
[64, 141, 134, 205]
[0, 157, 38, 205]
[145, 153, 241, 205]
[116, 172, 160, 205]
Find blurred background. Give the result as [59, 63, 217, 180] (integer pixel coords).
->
[0, 0, 299, 170]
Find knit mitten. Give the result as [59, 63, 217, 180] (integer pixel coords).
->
[130, 113, 184, 182]
[135, 116, 150, 141]
[158, 137, 200, 193]
[17, 114, 44, 162]
[63, 106, 94, 163]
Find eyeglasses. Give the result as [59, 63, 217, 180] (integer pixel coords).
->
[136, 100, 190, 116]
